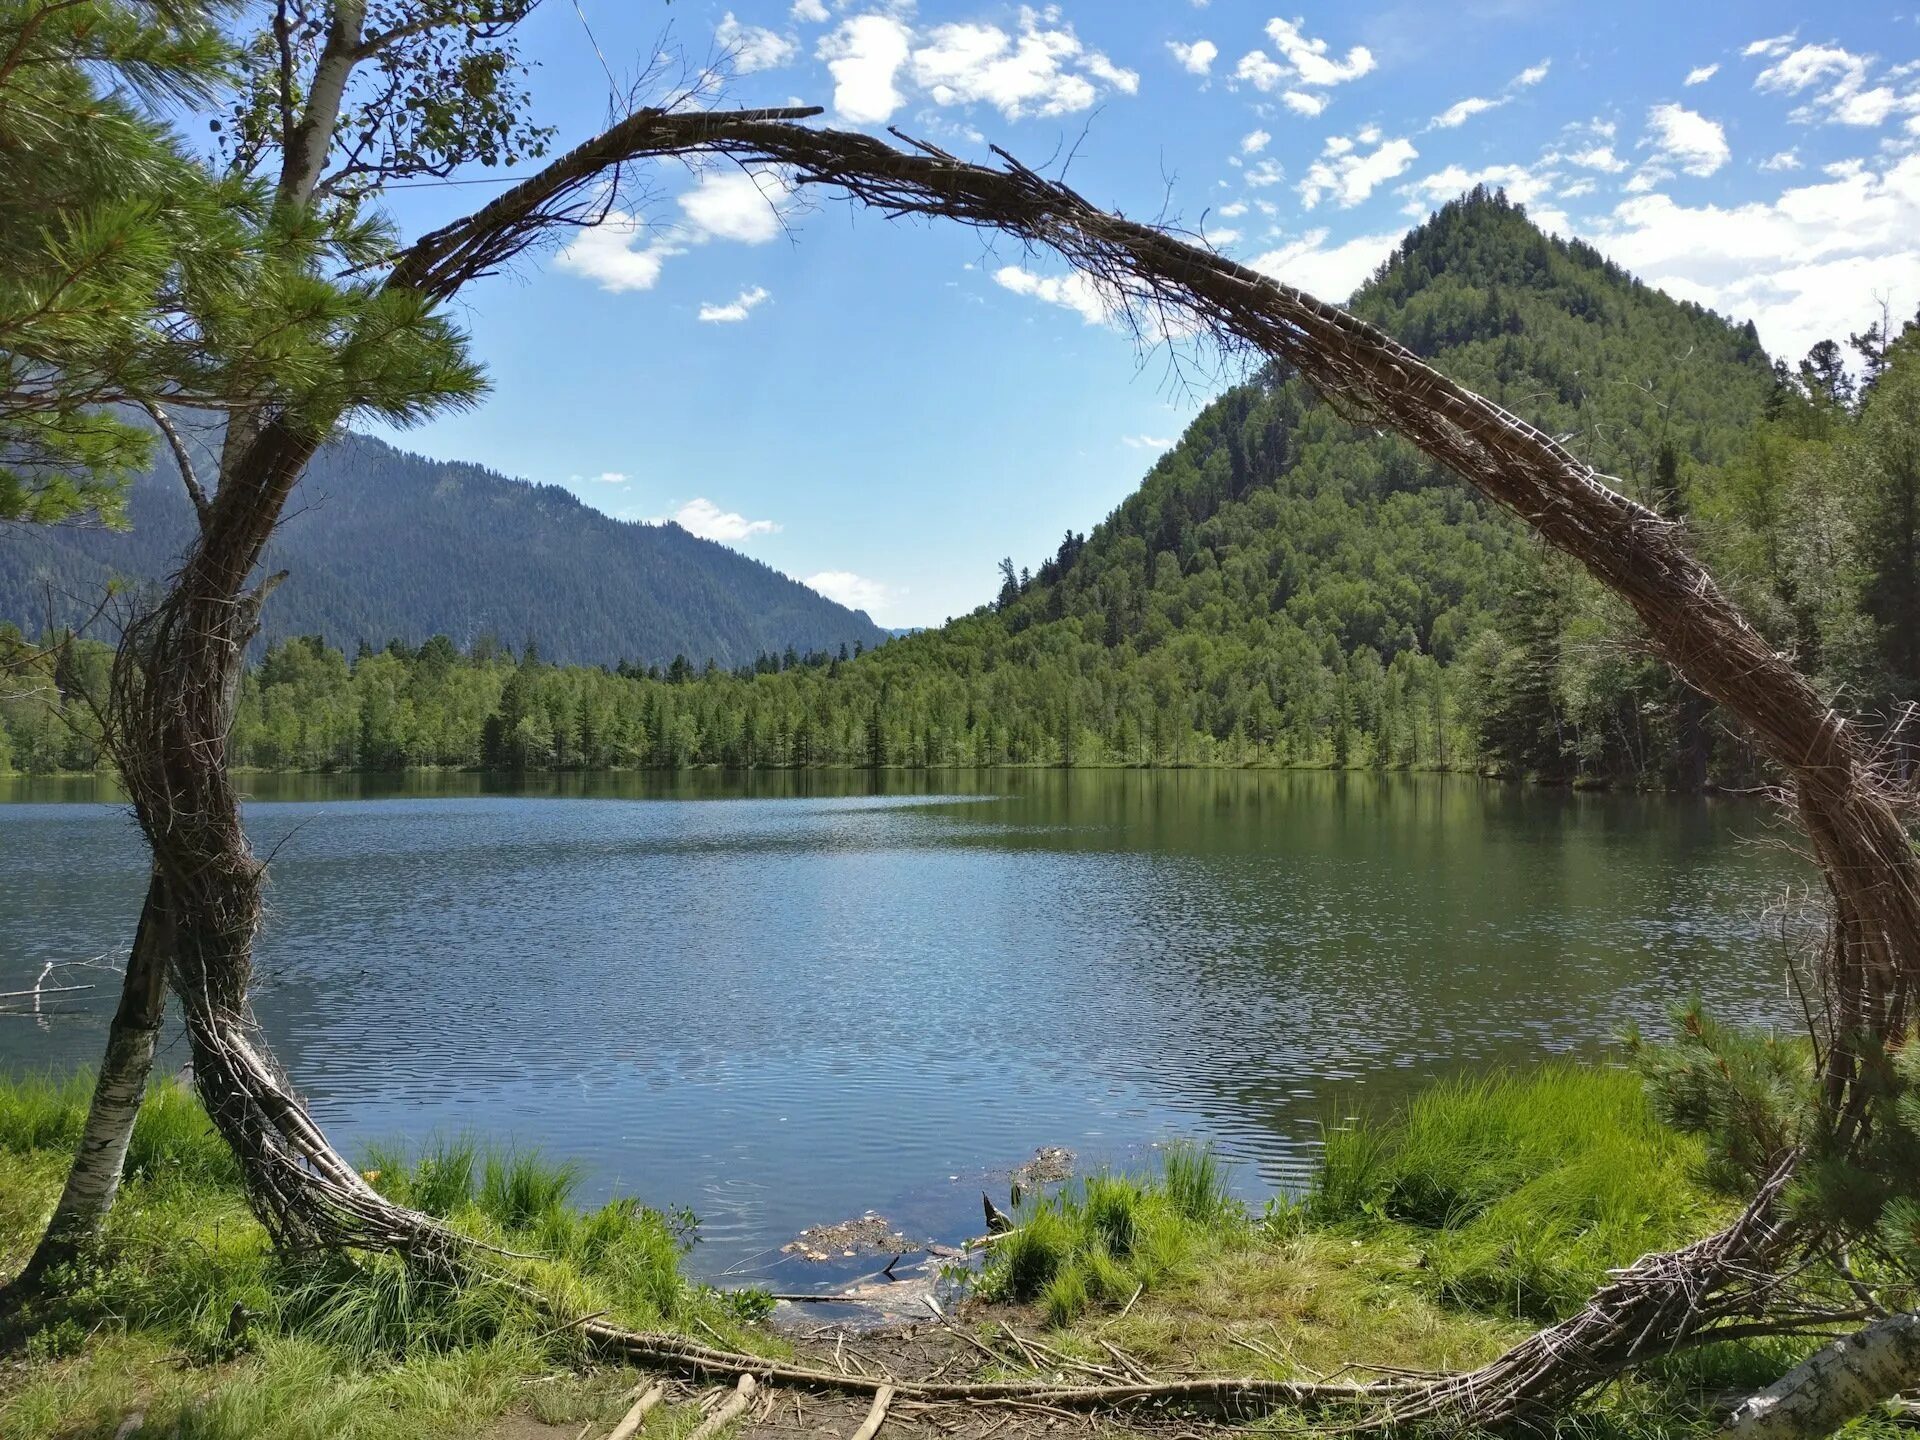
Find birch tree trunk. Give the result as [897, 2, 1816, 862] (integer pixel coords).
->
[1723, 1312, 1920, 1439]
[5, 877, 168, 1293]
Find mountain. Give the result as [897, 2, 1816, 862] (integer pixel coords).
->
[19, 189, 1879, 783]
[0, 430, 887, 668]
[768, 187, 1779, 776]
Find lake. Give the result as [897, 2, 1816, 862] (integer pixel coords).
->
[0, 769, 1803, 1279]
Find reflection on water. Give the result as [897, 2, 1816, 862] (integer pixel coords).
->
[0, 770, 1801, 1272]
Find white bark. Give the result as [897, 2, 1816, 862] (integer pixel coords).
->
[275, 0, 365, 211]
[40, 1013, 159, 1243]
[20, 882, 169, 1277]
[1723, 1313, 1920, 1439]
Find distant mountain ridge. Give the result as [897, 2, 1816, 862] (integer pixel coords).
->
[0, 430, 887, 667]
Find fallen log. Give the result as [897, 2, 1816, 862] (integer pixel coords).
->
[1722, 1311, 1920, 1439]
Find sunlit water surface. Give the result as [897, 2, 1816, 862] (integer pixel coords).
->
[0, 770, 1802, 1276]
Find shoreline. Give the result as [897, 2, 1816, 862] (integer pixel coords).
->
[0, 760, 1743, 797]
[0, 1062, 1845, 1439]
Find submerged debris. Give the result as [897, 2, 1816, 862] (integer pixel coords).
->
[1013, 1145, 1075, 1187]
[781, 1212, 917, 1262]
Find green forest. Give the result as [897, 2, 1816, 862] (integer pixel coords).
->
[6, 193, 1916, 785]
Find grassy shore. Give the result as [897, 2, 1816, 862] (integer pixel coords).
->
[0, 1064, 1899, 1437]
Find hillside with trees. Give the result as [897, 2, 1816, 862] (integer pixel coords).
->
[0, 428, 888, 668]
[7, 191, 1915, 784]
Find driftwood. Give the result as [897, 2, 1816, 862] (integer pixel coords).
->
[685, 1374, 757, 1440]
[850, 1382, 895, 1440]
[77, 101, 1920, 1430]
[604, 1382, 665, 1440]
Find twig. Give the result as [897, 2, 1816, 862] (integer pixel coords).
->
[0, 984, 93, 1000]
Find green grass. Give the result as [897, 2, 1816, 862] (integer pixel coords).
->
[0, 1072, 774, 1440]
[1310, 1064, 1718, 1318]
[6, 1063, 1911, 1440]
[976, 1142, 1240, 1325]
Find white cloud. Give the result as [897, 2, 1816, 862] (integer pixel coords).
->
[1218, 200, 1249, 218]
[819, 14, 912, 124]
[1122, 434, 1176, 450]
[1561, 178, 1596, 198]
[1581, 151, 1920, 365]
[1644, 102, 1730, 177]
[1245, 157, 1284, 187]
[1760, 148, 1802, 171]
[678, 171, 789, 245]
[1430, 58, 1547, 130]
[1755, 42, 1866, 96]
[667, 498, 780, 543]
[1743, 33, 1797, 60]
[1260, 17, 1375, 87]
[993, 264, 1110, 325]
[1248, 228, 1399, 302]
[716, 12, 797, 73]
[1403, 162, 1558, 213]
[1235, 49, 1286, 91]
[1241, 127, 1272, 153]
[1234, 15, 1373, 110]
[791, 0, 829, 21]
[554, 211, 681, 293]
[1752, 42, 1919, 128]
[1084, 52, 1140, 96]
[1168, 38, 1218, 75]
[1566, 145, 1629, 174]
[908, 10, 1137, 121]
[698, 285, 771, 323]
[556, 169, 793, 296]
[817, 9, 1143, 126]
[804, 570, 897, 616]
[572, 471, 629, 485]
[1685, 63, 1720, 86]
[1433, 95, 1502, 129]
[1299, 133, 1418, 209]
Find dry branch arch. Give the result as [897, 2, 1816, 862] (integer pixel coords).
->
[44, 107, 1920, 1429]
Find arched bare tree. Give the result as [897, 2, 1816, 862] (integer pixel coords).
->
[18, 80, 1919, 1436]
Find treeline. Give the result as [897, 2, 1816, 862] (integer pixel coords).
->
[4, 195, 1915, 784]
[0, 621, 1462, 773]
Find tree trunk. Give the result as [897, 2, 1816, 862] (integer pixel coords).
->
[5, 876, 169, 1293]
[1722, 1312, 1920, 1439]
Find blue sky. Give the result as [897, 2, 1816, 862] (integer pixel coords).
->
[366, 2, 1920, 628]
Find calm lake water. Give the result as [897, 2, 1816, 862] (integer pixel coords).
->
[0, 770, 1803, 1277]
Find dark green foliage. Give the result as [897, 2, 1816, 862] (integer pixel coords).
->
[0, 1, 227, 523]
[1629, 1003, 1810, 1196]
[1635, 1008, 1920, 1309]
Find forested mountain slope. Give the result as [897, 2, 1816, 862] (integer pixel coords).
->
[779, 188, 1780, 777]
[0, 430, 887, 668]
[12, 190, 1912, 783]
